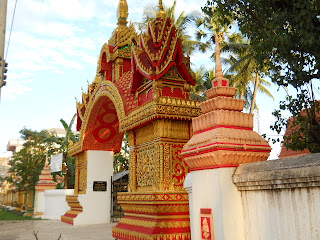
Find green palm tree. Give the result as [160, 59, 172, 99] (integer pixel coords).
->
[195, 5, 233, 80]
[220, 33, 274, 113]
[58, 114, 79, 189]
[190, 67, 214, 101]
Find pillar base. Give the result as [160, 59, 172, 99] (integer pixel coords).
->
[112, 191, 191, 240]
[184, 168, 245, 240]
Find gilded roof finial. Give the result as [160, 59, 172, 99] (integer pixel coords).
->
[117, 0, 128, 26]
[156, 0, 165, 18]
[93, 73, 101, 84]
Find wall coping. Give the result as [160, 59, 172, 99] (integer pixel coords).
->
[233, 153, 320, 191]
[44, 189, 75, 196]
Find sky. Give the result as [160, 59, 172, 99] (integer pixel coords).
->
[0, 0, 316, 159]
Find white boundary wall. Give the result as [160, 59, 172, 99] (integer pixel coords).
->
[44, 189, 74, 220]
[233, 153, 320, 240]
[185, 153, 320, 240]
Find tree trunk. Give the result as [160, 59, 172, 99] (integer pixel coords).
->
[250, 71, 260, 114]
[240, 90, 244, 100]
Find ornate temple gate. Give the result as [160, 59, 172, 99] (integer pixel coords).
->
[62, 0, 201, 238]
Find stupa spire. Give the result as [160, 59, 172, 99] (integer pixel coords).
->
[212, 34, 229, 87]
[156, 0, 166, 18]
[117, 0, 128, 26]
[215, 34, 223, 79]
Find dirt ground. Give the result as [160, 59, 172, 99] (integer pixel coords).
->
[0, 220, 117, 240]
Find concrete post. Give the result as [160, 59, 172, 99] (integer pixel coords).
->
[0, 0, 7, 98]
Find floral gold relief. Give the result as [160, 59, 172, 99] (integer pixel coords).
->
[136, 146, 158, 188]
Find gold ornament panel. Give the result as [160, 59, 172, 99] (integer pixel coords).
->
[75, 151, 87, 194]
[117, 192, 189, 203]
[121, 204, 189, 214]
[136, 145, 159, 189]
[130, 139, 190, 192]
[120, 218, 190, 228]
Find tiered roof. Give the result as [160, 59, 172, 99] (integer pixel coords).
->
[131, 17, 195, 91]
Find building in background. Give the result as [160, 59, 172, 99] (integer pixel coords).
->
[0, 152, 11, 179]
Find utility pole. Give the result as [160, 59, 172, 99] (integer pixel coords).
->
[0, 0, 7, 101]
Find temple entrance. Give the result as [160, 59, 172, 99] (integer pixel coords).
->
[63, 0, 202, 239]
[61, 83, 127, 225]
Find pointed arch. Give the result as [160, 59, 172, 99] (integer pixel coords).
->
[70, 81, 126, 156]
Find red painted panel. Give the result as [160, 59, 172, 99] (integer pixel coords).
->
[138, 88, 153, 106]
[162, 87, 185, 99]
[200, 208, 212, 214]
[82, 96, 124, 153]
[115, 222, 190, 235]
[123, 59, 131, 72]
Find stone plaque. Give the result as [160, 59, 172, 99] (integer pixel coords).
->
[93, 181, 107, 191]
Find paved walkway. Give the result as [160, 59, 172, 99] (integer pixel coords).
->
[0, 220, 117, 240]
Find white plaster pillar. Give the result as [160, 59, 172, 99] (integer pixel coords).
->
[184, 167, 245, 240]
[34, 191, 45, 215]
[73, 150, 114, 225]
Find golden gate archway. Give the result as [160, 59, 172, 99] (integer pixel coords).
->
[63, 0, 201, 239]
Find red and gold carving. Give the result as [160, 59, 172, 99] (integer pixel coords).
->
[113, 192, 191, 240]
[172, 145, 188, 188]
[200, 208, 215, 240]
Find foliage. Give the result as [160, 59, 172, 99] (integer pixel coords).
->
[205, 0, 320, 88]
[271, 91, 320, 153]
[205, 0, 320, 151]
[219, 33, 274, 112]
[190, 67, 214, 101]
[6, 129, 60, 191]
[4, 115, 79, 191]
[0, 207, 38, 220]
[55, 114, 79, 189]
[114, 132, 129, 173]
[195, 4, 233, 47]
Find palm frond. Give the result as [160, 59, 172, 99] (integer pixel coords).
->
[259, 78, 272, 87]
[257, 83, 275, 100]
